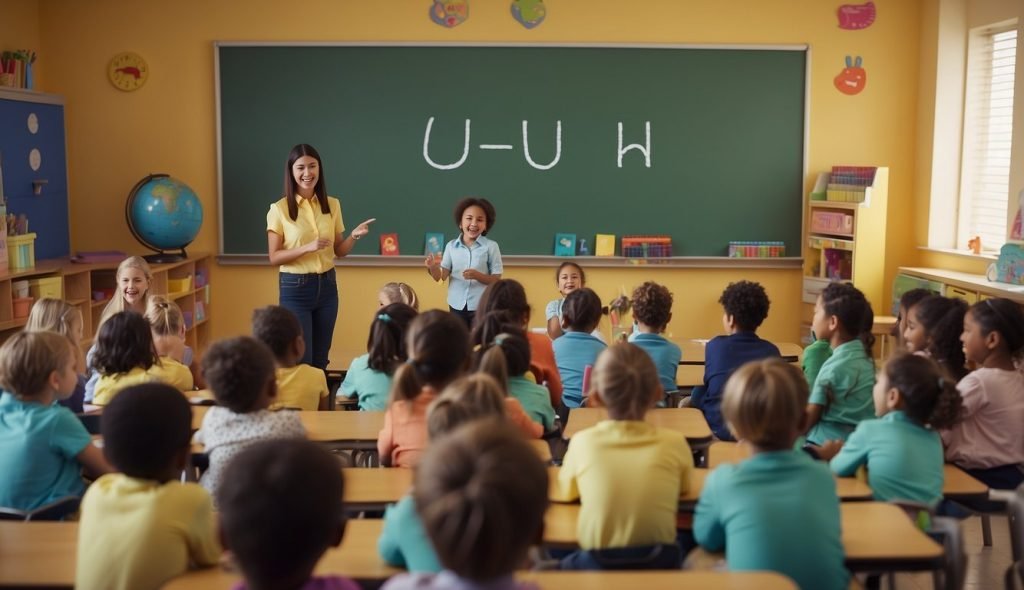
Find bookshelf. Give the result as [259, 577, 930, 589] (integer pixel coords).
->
[801, 167, 889, 341]
[0, 254, 213, 356]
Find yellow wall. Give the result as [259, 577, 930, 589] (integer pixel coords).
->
[30, 0, 924, 366]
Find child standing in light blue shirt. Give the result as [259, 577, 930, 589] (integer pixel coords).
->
[805, 282, 877, 446]
[693, 359, 848, 590]
[627, 281, 681, 397]
[425, 197, 503, 327]
[827, 354, 962, 505]
[341, 303, 418, 411]
[552, 288, 607, 410]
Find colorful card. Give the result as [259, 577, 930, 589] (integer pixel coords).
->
[554, 233, 576, 256]
[424, 232, 445, 256]
[595, 234, 616, 257]
[380, 234, 400, 256]
[430, 0, 469, 27]
[834, 56, 866, 95]
[837, 2, 876, 30]
[511, 0, 546, 29]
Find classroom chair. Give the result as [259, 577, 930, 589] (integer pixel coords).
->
[326, 368, 346, 410]
[890, 500, 966, 590]
[75, 412, 102, 435]
[0, 496, 81, 521]
[1007, 485, 1023, 590]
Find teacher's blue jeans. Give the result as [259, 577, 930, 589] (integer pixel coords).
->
[279, 270, 338, 369]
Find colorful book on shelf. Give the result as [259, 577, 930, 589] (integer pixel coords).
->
[554, 233, 576, 256]
[380, 233, 399, 256]
[595, 234, 616, 257]
[424, 233, 444, 256]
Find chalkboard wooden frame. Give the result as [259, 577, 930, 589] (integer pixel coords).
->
[215, 42, 809, 267]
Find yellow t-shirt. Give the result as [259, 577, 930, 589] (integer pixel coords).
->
[75, 474, 221, 590]
[553, 420, 693, 549]
[266, 195, 344, 274]
[92, 367, 156, 406]
[272, 364, 329, 411]
[148, 356, 194, 392]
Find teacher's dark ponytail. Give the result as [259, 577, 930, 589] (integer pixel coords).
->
[284, 144, 331, 221]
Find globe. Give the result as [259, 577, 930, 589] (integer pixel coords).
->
[126, 174, 203, 262]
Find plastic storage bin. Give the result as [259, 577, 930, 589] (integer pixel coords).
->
[29, 276, 63, 300]
[13, 296, 33, 319]
[168, 276, 192, 294]
[7, 233, 36, 270]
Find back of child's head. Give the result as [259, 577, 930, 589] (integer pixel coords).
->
[968, 298, 1024, 360]
[379, 282, 420, 310]
[390, 310, 470, 403]
[367, 303, 418, 374]
[217, 439, 345, 588]
[474, 279, 530, 326]
[472, 311, 532, 388]
[910, 295, 968, 379]
[252, 305, 302, 363]
[593, 342, 661, 418]
[202, 336, 276, 413]
[721, 359, 808, 450]
[0, 331, 72, 399]
[427, 374, 507, 440]
[145, 295, 185, 337]
[819, 282, 875, 351]
[414, 420, 547, 582]
[881, 353, 962, 429]
[91, 311, 158, 375]
[719, 280, 771, 331]
[453, 197, 496, 234]
[631, 281, 673, 330]
[101, 382, 191, 480]
[562, 287, 603, 333]
[26, 298, 80, 337]
[555, 261, 586, 285]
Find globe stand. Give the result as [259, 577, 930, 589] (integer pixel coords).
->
[125, 173, 200, 264]
[141, 248, 188, 264]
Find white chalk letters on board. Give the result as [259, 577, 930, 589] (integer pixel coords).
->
[422, 117, 651, 170]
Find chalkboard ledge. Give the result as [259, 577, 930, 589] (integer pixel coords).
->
[217, 255, 803, 269]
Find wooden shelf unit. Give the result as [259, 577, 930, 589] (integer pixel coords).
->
[0, 254, 213, 356]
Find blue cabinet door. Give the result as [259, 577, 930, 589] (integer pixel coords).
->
[0, 92, 70, 260]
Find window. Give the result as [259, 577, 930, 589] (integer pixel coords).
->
[958, 22, 1017, 252]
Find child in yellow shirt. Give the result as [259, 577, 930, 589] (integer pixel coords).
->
[145, 296, 195, 392]
[552, 342, 693, 570]
[253, 305, 329, 410]
[90, 311, 159, 406]
[76, 383, 220, 590]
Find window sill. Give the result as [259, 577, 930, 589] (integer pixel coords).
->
[918, 246, 998, 262]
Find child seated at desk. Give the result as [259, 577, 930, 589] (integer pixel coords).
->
[145, 296, 195, 392]
[552, 343, 693, 570]
[552, 288, 607, 412]
[805, 282, 876, 447]
[901, 295, 969, 381]
[627, 281, 681, 398]
[90, 311, 160, 406]
[0, 331, 111, 511]
[26, 298, 87, 413]
[217, 439, 359, 590]
[379, 373, 507, 573]
[379, 281, 420, 310]
[340, 303, 418, 411]
[692, 359, 848, 590]
[826, 353, 962, 504]
[381, 420, 547, 590]
[378, 310, 470, 467]
[694, 281, 780, 441]
[76, 383, 220, 590]
[253, 305, 329, 410]
[194, 337, 305, 499]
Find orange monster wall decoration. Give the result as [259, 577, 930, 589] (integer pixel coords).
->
[834, 55, 866, 95]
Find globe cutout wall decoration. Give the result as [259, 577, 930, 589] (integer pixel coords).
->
[125, 174, 203, 263]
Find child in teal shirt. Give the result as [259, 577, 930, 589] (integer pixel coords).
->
[341, 303, 418, 410]
[805, 282, 877, 446]
[827, 353, 962, 505]
[627, 281, 682, 397]
[693, 359, 849, 590]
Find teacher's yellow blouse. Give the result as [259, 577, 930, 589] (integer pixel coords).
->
[266, 195, 345, 274]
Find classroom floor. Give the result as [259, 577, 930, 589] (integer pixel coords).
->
[893, 514, 1013, 590]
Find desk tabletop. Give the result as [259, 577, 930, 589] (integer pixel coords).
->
[562, 408, 712, 444]
[191, 407, 385, 442]
[518, 571, 797, 589]
[677, 339, 802, 365]
[0, 520, 78, 588]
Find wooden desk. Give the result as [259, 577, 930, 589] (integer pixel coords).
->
[0, 521, 78, 588]
[191, 407, 384, 450]
[677, 340, 802, 365]
[519, 571, 797, 589]
[163, 520, 398, 589]
[562, 408, 712, 448]
[543, 502, 943, 571]
[710, 442, 990, 502]
[343, 468, 413, 512]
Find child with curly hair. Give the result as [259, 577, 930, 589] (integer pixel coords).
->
[901, 295, 968, 381]
[628, 281, 681, 398]
[694, 281, 780, 440]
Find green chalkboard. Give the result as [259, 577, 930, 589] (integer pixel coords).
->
[217, 44, 806, 257]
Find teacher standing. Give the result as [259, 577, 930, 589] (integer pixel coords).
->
[267, 144, 374, 369]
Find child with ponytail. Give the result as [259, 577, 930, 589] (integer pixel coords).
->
[145, 296, 195, 391]
[805, 282, 877, 446]
[377, 310, 470, 467]
[901, 295, 969, 381]
[341, 303, 418, 410]
[827, 354, 962, 505]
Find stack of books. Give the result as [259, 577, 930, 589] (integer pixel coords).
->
[826, 166, 876, 203]
[622, 235, 672, 258]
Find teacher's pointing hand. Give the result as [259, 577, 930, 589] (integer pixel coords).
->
[350, 218, 376, 241]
